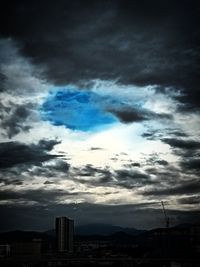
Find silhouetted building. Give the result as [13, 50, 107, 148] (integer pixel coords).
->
[56, 216, 74, 252]
[0, 244, 10, 257]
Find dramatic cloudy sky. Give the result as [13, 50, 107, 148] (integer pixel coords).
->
[0, 0, 200, 231]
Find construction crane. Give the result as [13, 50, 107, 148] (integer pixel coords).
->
[161, 201, 170, 228]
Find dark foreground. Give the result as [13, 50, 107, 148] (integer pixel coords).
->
[0, 224, 200, 267]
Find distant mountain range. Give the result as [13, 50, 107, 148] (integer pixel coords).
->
[45, 223, 146, 236]
[77, 224, 146, 236]
[0, 223, 196, 244]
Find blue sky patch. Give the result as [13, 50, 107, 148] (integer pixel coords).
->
[40, 87, 118, 131]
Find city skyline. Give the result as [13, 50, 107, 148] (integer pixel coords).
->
[0, 0, 200, 231]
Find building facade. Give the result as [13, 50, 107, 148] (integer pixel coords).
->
[56, 217, 74, 252]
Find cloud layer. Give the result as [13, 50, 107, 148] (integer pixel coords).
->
[0, 0, 199, 231]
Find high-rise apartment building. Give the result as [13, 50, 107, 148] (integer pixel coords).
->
[55, 217, 74, 252]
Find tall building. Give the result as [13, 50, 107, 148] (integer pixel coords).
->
[56, 217, 74, 252]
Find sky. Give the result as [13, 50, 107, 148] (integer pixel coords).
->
[0, 0, 200, 231]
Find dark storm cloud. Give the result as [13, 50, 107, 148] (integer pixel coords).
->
[114, 169, 154, 189]
[154, 160, 169, 166]
[141, 128, 168, 141]
[108, 107, 173, 123]
[162, 138, 200, 169]
[116, 169, 149, 180]
[77, 164, 102, 177]
[0, 178, 23, 186]
[74, 164, 154, 189]
[0, 38, 46, 96]
[37, 139, 60, 152]
[181, 158, 200, 171]
[0, 73, 6, 87]
[178, 196, 200, 205]
[0, 102, 34, 138]
[90, 147, 104, 151]
[47, 160, 70, 172]
[144, 153, 170, 167]
[162, 138, 200, 150]
[109, 108, 147, 123]
[74, 164, 113, 187]
[142, 131, 158, 140]
[0, 139, 60, 169]
[142, 180, 200, 196]
[169, 130, 188, 138]
[123, 162, 141, 168]
[0, 188, 78, 204]
[27, 160, 70, 178]
[76, 164, 111, 179]
[145, 165, 181, 182]
[0, 0, 200, 110]
[142, 128, 188, 141]
[43, 180, 55, 185]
